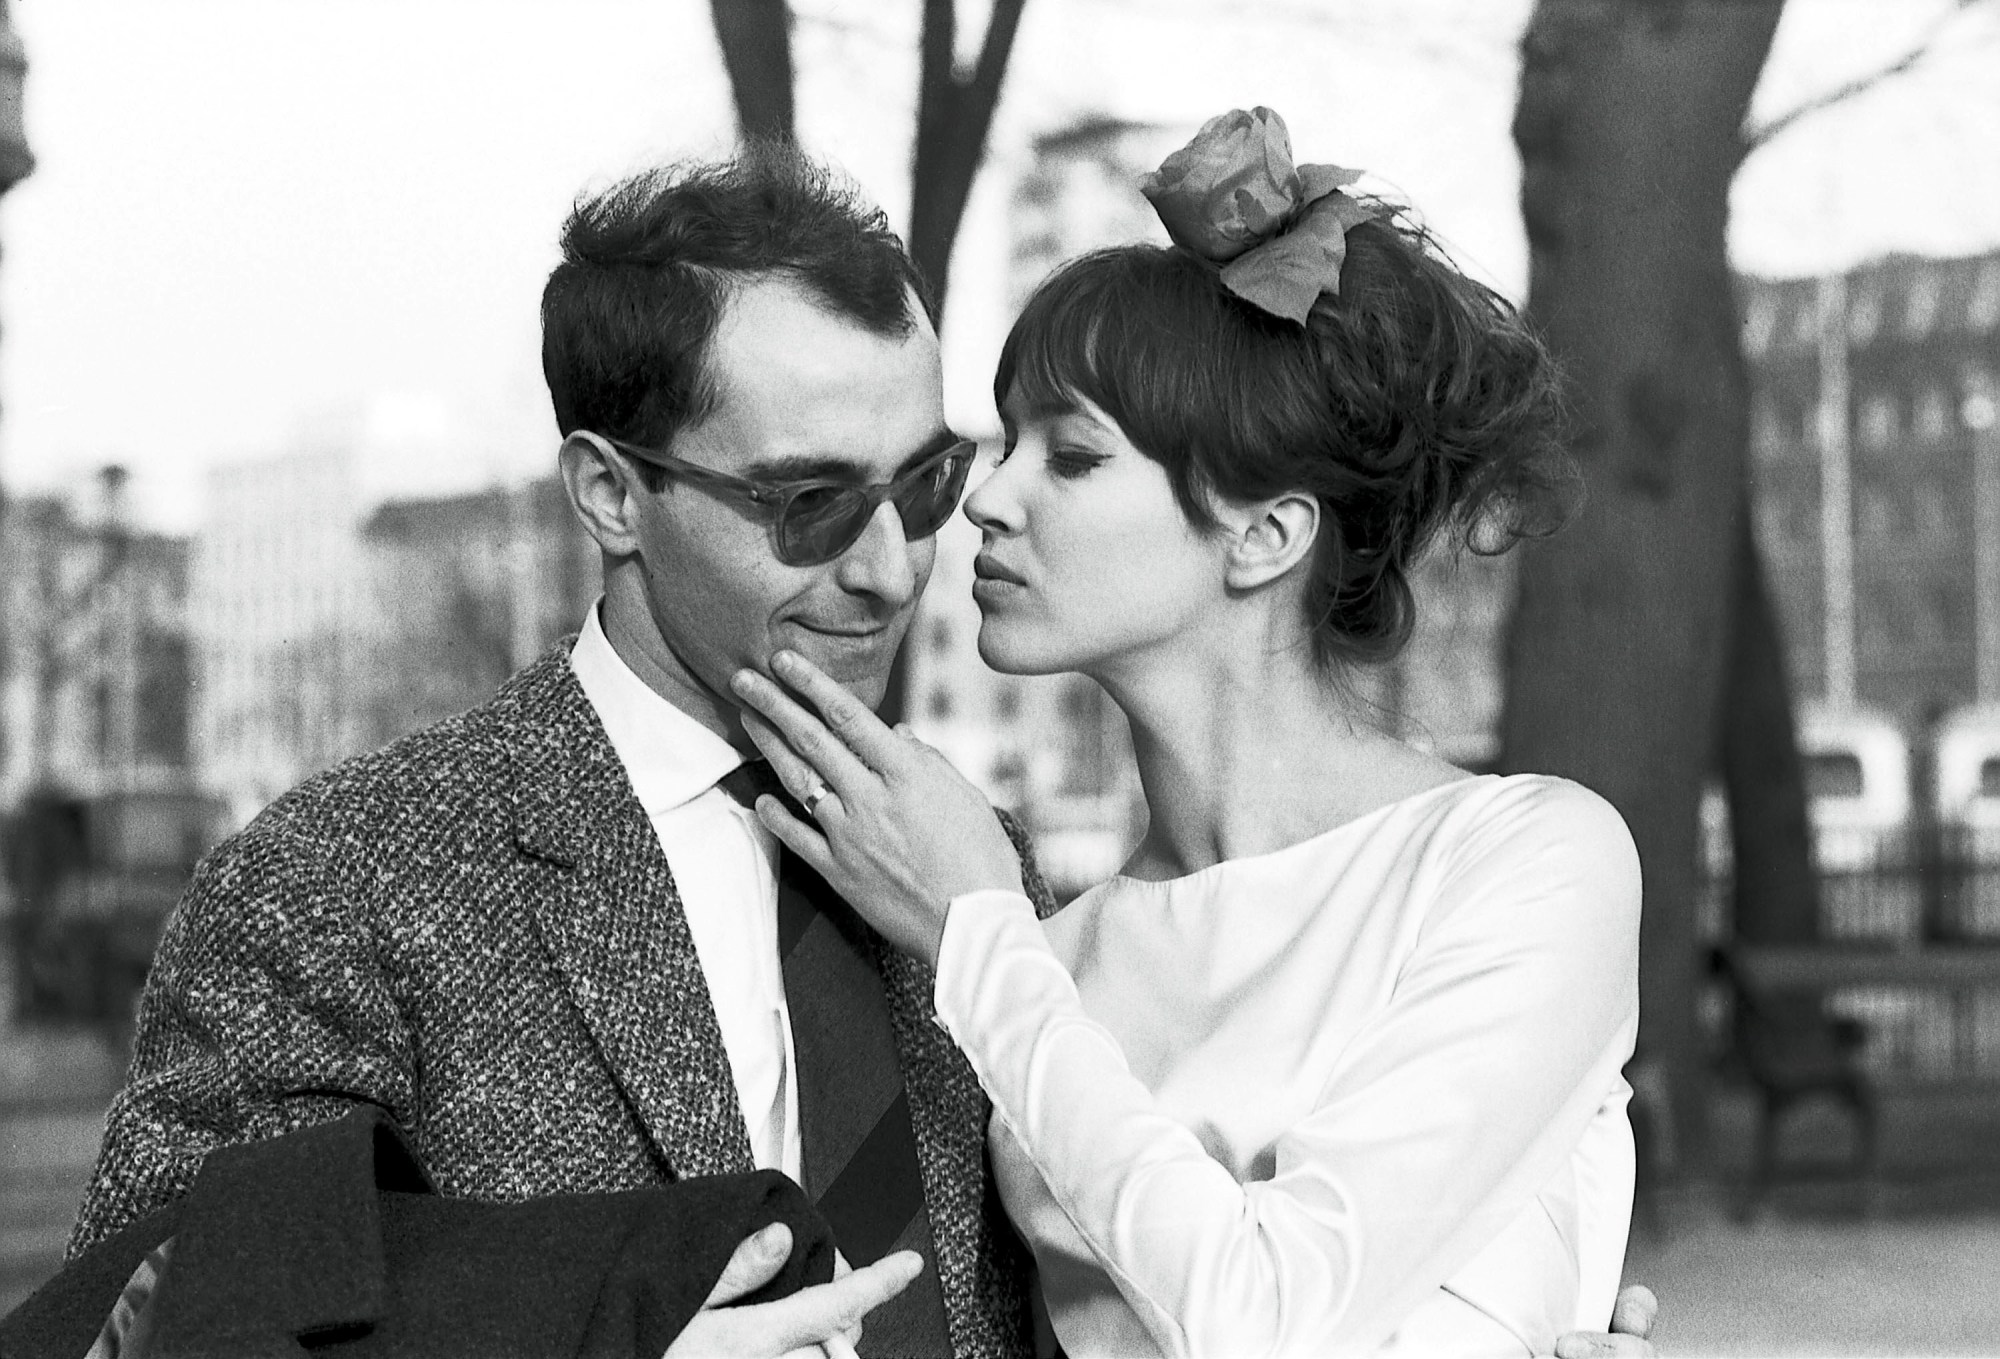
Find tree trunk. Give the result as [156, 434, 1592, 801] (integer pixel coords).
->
[909, 0, 1028, 316]
[1502, 0, 1787, 1167]
[1722, 509, 1820, 948]
[1720, 505, 1833, 1052]
[709, 0, 795, 142]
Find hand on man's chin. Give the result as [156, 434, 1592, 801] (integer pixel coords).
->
[773, 631, 900, 714]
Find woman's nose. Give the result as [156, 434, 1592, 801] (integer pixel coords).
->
[963, 450, 1022, 535]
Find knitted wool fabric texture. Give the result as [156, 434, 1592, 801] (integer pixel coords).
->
[68, 641, 1047, 1359]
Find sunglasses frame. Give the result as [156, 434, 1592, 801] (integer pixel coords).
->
[595, 432, 977, 566]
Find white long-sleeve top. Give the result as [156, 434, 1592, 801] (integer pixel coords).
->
[933, 774, 1641, 1358]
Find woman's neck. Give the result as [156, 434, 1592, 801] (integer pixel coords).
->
[1098, 636, 1460, 883]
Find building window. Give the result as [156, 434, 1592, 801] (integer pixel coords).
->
[1859, 486, 1895, 539]
[1904, 273, 1942, 337]
[1752, 396, 1784, 452]
[1858, 394, 1899, 450]
[1971, 261, 2000, 330]
[1847, 282, 1881, 344]
[1743, 292, 1777, 355]
[1792, 294, 1819, 347]
[1915, 386, 1953, 441]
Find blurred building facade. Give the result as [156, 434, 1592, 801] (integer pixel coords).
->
[0, 476, 196, 805]
[354, 476, 598, 751]
[190, 450, 597, 827]
[1742, 250, 2000, 725]
[191, 449, 370, 825]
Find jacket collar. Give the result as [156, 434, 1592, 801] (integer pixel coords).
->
[500, 641, 757, 1181]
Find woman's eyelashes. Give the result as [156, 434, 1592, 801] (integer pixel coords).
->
[1046, 447, 1108, 479]
[991, 433, 1104, 480]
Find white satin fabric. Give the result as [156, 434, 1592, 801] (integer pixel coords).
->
[933, 775, 1640, 1359]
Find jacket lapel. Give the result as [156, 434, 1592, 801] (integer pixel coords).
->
[875, 936, 991, 1349]
[501, 646, 755, 1181]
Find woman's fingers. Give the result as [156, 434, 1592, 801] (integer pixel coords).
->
[752, 786, 840, 881]
[732, 667, 875, 798]
[741, 711, 840, 813]
[769, 650, 911, 772]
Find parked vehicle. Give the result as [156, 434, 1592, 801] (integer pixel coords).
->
[1935, 704, 2000, 937]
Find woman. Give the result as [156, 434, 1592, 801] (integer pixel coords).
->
[730, 109, 1642, 1358]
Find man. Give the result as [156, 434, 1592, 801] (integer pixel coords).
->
[71, 146, 1024, 1358]
[68, 144, 1654, 1358]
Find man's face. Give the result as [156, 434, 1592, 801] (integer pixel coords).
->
[628, 277, 947, 716]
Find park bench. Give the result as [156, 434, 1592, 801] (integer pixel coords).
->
[1717, 941, 2000, 1214]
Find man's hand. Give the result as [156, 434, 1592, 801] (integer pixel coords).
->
[1553, 1284, 1659, 1358]
[662, 1223, 922, 1358]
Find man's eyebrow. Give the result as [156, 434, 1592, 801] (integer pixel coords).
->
[737, 427, 963, 483]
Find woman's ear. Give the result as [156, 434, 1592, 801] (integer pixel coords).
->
[558, 431, 644, 557]
[1222, 491, 1320, 591]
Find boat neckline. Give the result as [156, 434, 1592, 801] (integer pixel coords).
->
[1103, 771, 1513, 891]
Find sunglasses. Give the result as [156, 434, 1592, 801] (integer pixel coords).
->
[597, 432, 978, 567]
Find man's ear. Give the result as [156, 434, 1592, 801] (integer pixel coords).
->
[558, 430, 644, 557]
[1222, 491, 1320, 591]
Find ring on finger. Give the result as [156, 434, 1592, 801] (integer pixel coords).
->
[800, 780, 835, 818]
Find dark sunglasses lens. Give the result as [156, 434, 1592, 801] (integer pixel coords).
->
[895, 450, 974, 538]
[777, 485, 873, 565]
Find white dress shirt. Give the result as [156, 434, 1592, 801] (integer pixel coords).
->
[935, 774, 1640, 1358]
[569, 603, 802, 1180]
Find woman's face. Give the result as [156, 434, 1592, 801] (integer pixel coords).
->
[964, 385, 1227, 677]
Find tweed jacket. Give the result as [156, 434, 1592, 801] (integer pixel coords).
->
[69, 642, 1044, 1359]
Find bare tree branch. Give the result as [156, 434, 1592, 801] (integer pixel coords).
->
[1739, 0, 1989, 161]
[710, 0, 795, 142]
[909, 0, 1030, 315]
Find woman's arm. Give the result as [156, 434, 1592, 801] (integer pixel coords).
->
[727, 655, 1641, 1357]
[932, 785, 1639, 1358]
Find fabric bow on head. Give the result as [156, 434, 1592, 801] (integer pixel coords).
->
[1140, 106, 1376, 326]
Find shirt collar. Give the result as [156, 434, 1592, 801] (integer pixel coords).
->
[569, 601, 744, 817]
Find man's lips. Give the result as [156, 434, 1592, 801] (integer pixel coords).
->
[792, 620, 895, 641]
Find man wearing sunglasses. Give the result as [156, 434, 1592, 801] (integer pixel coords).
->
[67, 147, 1031, 1359]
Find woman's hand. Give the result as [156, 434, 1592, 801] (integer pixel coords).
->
[729, 650, 1026, 970]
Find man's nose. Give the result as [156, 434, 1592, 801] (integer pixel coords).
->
[834, 499, 918, 605]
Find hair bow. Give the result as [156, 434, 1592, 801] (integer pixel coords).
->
[1140, 107, 1376, 326]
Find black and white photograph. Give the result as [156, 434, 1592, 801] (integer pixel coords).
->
[1, 1, 1998, 1355]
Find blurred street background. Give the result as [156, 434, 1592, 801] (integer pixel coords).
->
[2, 1, 2000, 1353]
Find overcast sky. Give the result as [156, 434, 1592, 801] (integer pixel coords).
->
[1, 0, 1995, 529]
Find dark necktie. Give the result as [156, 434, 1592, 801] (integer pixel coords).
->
[717, 762, 953, 1355]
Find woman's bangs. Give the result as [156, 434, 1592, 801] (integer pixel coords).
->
[995, 265, 1122, 418]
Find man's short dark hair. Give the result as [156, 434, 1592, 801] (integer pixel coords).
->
[540, 142, 934, 472]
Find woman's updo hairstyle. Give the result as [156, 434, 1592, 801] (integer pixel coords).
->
[993, 198, 1574, 672]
